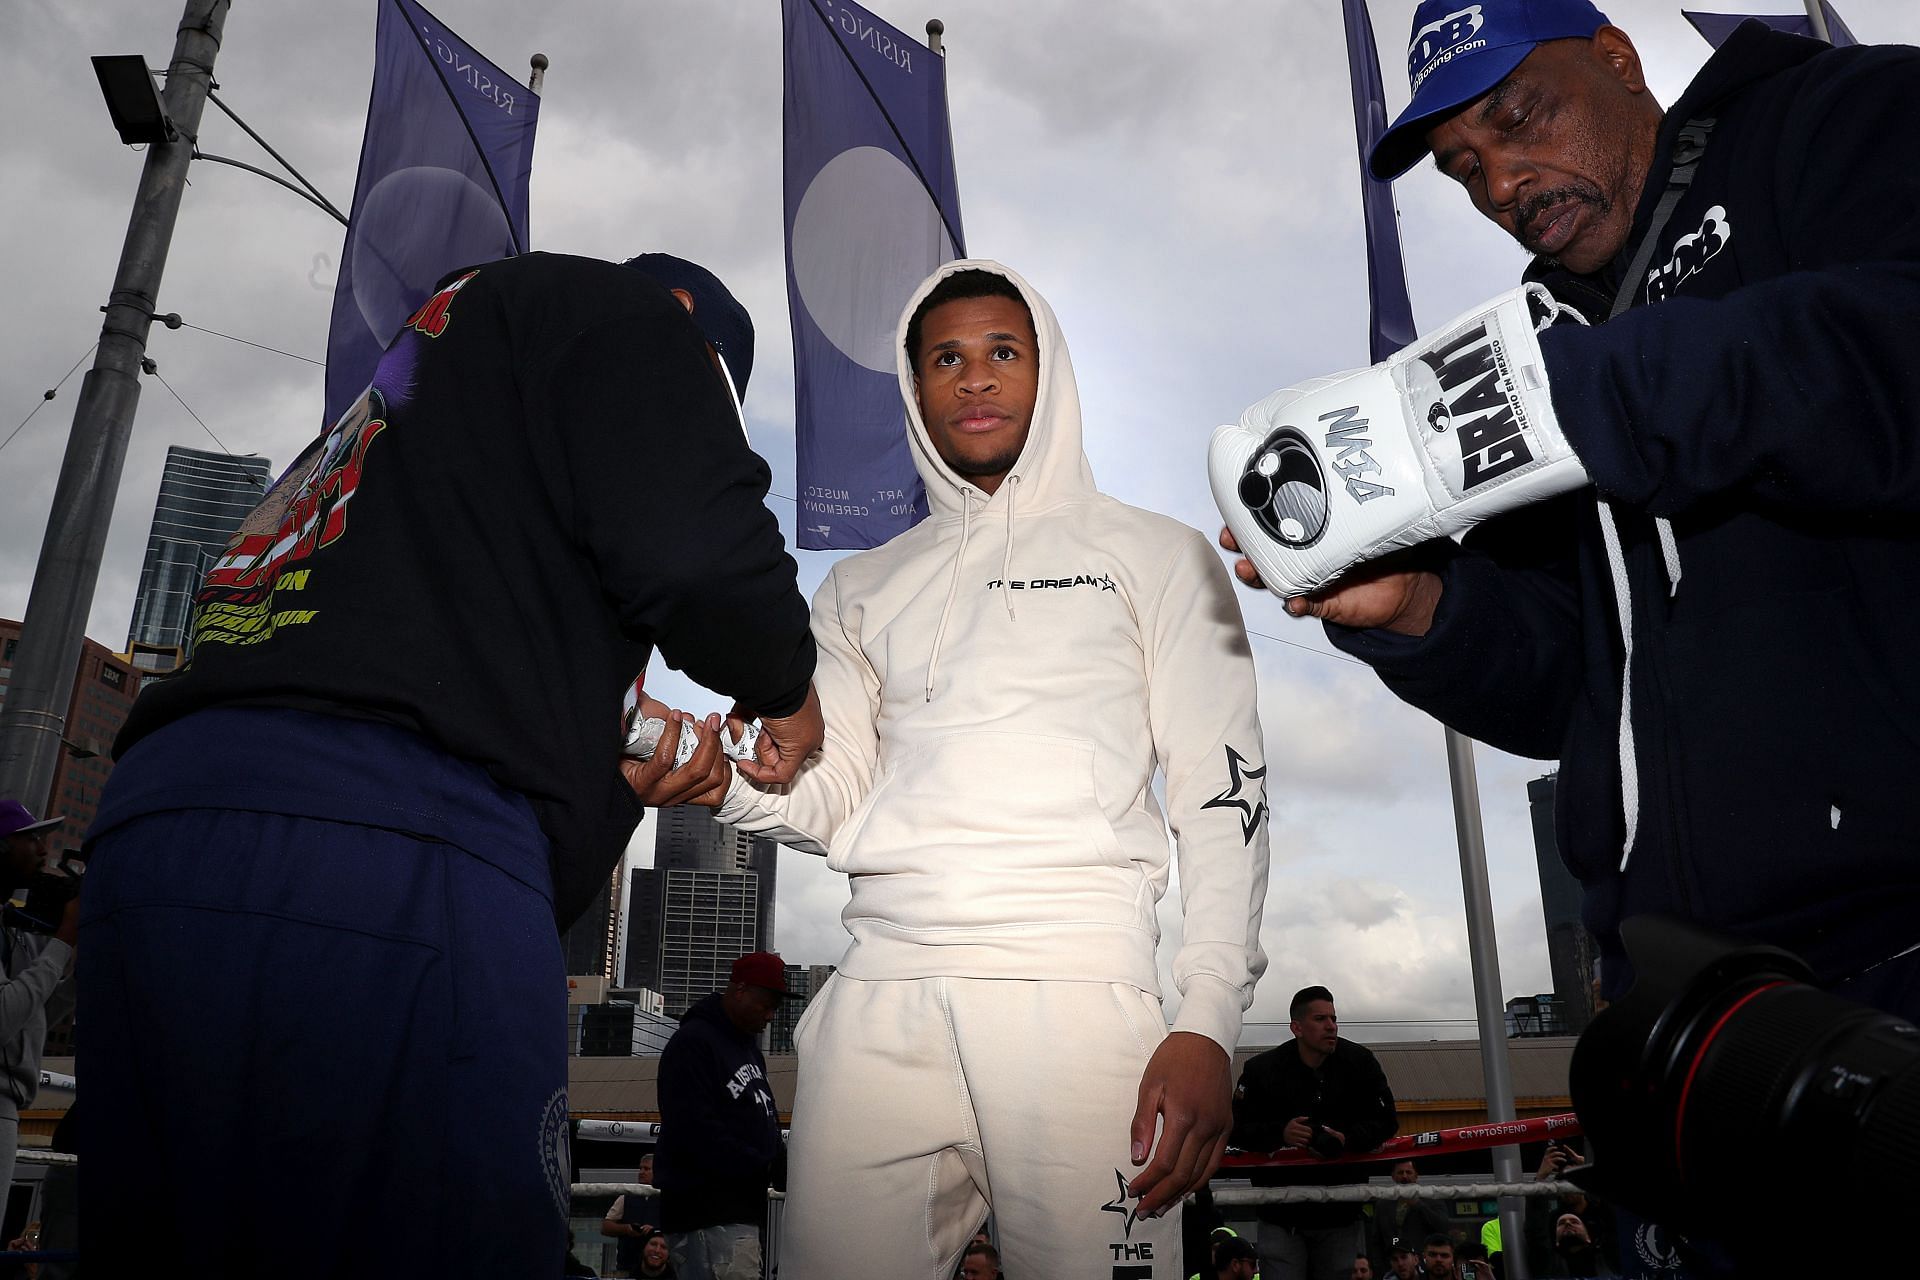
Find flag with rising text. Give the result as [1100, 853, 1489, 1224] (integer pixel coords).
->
[324, 0, 539, 427]
[784, 0, 965, 550]
[1343, 0, 1418, 363]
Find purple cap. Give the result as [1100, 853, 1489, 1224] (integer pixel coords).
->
[0, 800, 65, 840]
[1370, 0, 1610, 180]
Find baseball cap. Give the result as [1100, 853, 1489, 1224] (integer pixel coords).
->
[1390, 1237, 1417, 1254]
[1215, 1237, 1258, 1263]
[1370, 0, 1611, 180]
[0, 800, 64, 840]
[622, 252, 756, 404]
[730, 951, 791, 997]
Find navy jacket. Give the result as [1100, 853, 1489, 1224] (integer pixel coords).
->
[1332, 25, 1920, 998]
[655, 994, 781, 1233]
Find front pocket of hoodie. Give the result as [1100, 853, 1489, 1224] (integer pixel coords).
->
[826, 731, 1125, 877]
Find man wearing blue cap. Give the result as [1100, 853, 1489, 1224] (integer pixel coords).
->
[1217, 2, 1920, 1027]
[78, 251, 823, 1274]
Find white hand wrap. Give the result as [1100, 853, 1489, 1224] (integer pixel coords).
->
[1210, 283, 1589, 598]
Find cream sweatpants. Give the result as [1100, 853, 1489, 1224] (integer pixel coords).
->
[779, 974, 1183, 1280]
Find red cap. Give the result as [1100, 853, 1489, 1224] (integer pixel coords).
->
[730, 951, 790, 997]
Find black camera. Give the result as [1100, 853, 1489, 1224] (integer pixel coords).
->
[11, 855, 84, 934]
[1570, 916, 1920, 1253]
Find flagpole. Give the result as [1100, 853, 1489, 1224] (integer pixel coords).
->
[1338, 0, 1528, 1271]
[925, 18, 944, 56]
[0, 0, 230, 813]
[529, 52, 548, 96]
[1804, 0, 1833, 43]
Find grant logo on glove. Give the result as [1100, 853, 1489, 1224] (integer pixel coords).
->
[1209, 284, 1589, 599]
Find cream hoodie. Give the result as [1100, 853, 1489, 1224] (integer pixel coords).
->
[717, 261, 1270, 1052]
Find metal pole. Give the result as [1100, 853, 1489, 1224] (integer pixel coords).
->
[529, 52, 549, 97]
[1804, 0, 1833, 44]
[0, 0, 230, 813]
[925, 18, 944, 57]
[1445, 726, 1530, 1280]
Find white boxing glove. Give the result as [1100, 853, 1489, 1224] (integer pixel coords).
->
[1210, 283, 1589, 598]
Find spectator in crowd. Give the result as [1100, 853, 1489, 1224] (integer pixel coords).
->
[603, 1152, 662, 1276]
[0, 802, 75, 1196]
[1421, 1234, 1458, 1280]
[635, 1227, 678, 1279]
[1384, 1237, 1421, 1280]
[1366, 1160, 1450, 1275]
[657, 953, 789, 1280]
[1351, 1252, 1376, 1280]
[959, 1242, 1002, 1280]
[1212, 1235, 1259, 1280]
[1550, 1214, 1614, 1279]
[1527, 1142, 1619, 1276]
[1458, 1237, 1494, 1280]
[1231, 985, 1398, 1280]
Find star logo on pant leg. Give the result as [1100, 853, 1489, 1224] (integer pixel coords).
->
[1100, 1168, 1143, 1238]
[1201, 745, 1268, 844]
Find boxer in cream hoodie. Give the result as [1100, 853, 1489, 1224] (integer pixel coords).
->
[716, 261, 1270, 1279]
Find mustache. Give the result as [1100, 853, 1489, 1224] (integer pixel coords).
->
[1513, 183, 1610, 244]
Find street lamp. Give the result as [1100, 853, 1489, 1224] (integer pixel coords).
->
[91, 55, 175, 147]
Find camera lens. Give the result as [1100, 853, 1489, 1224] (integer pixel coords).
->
[1571, 916, 1920, 1247]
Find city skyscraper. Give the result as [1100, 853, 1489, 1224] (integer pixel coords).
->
[624, 806, 778, 1017]
[1527, 773, 1598, 1034]
[125, 445, 273, 665]
[561, 867, 623, 979]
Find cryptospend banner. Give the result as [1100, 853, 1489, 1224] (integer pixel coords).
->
[1683, 2, 1857, 49]
[1343, 0, 1418, 364]
[783, 0, 965, 550]
[324, 0, 538, 427]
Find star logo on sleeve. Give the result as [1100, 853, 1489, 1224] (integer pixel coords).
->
[1100, 1168, 1144, 1238]
[1201, 745, 1268, 844]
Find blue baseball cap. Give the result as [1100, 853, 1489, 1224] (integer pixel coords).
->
[1369, 0, 1610, 180]
[622, 253, 756, 404]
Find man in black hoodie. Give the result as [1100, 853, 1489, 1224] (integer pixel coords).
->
[657, 951, 789, 1280]
[1225, 2, 1920, 1020]
[80, 253, 822, 1274]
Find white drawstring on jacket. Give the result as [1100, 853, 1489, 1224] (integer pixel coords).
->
[998, 475, 1021, 621]
[925, 489, 975, 701]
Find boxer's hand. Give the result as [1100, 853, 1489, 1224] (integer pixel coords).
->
[733, 684, 823, 787]
[620, 708, 731, 808]
[1127, 1032, 1234, 1218]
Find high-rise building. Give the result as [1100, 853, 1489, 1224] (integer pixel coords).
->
[624, 807, 779, 1017]
[1528, 773, 1598, 1034]
[769, 963, 836, 1054]
[562, 867, 623, 980]
[125, 445, 273, 665]
[0, 619, 142, 860]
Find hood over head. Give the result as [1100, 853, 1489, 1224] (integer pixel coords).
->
[895, 259, 1096, 517]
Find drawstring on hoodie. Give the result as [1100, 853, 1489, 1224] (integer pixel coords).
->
[999, 475, 1021, 620]
[1593, 114, 1714, 873]
[924, 476, 1022, 702]
[925, 490, 976, 702]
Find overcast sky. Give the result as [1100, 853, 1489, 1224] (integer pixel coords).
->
[6, 0, 1915, 1046]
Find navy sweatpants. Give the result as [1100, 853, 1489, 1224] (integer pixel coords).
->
[79, 709, 572, 1277]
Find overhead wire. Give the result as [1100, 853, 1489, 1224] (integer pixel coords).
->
[0, 344, 98, 459]
[149, 367, 242, 457]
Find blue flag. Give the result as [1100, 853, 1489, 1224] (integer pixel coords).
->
[1343, 0, 1419, 363]
[324, 0, 539, 427]
[1683, 2, 1857, 49]
[783, 0, 965, 550]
